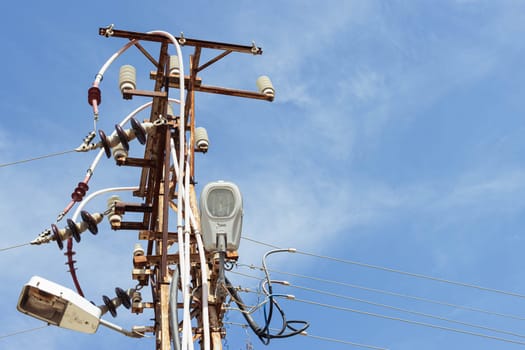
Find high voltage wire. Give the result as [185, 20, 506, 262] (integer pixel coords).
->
[0, 149, 76, 168]
[0, 242, 30, 252]
[225, 321, 389, 350]
[230, 270, 525, 342]
[288, 284, 525, 340]
[294, 298, 525, 347]
[235, 263, 525, 322]
[242, 236, 525, 300]
[0, 325, 48, 340]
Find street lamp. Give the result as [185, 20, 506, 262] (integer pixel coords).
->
[199, 181, 243, 252]
[17, 276, 101, 334]
[17, 276, 143, 337]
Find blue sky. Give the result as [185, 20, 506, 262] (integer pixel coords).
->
[2, 1, 525, 349]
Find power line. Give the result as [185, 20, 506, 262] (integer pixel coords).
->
[0, 325, 48, 340]
[287, 283, 525, 340]
[0, 242, 30, 252]
[235, 263, 525, 322]
[295, 298, 525, 347]
[242, 236, 525, 300]
[0, 149, 76, 168]
[229, 270, 525, 342]
[224, 321, 389, 350]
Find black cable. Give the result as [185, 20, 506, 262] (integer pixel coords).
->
[225, 277, 309, 345]
[225, 277, 268, 344]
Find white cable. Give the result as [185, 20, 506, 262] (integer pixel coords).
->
[169, 153, 193, 350]
[170, 140, 210, 350]
[195, 234, 211, 350]
[94, 39, 138, 86]
[71, 186, 139, 222]
[148, 30, 194, 350]
[169, 138, 188, 350]
[183, 159, 194, 350]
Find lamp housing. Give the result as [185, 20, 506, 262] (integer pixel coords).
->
[17, 276, 101, 334]
[200, 181, 243, 252]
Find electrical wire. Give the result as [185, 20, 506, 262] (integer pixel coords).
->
[0, 242, 30, 252]
[232, 274, 525, 342]
[71, 186, 139, 222]
[236, 263, 525, 322]
[225, 277, 309, 345]
[242, 236, 525, 300]
[294, 298, 525, 347]
[0, 149, 76, 168]
[287, 283, 525, 340]
[148, 29, 196, 350]
[224, 249, 309, 345]
[0, 325, 49, 340]
[224, 321, 389, 350]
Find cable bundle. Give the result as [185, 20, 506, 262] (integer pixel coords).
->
[225, 248, 309, 345]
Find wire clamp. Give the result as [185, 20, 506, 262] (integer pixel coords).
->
[31, 228, 53, 245]
[178, 32, 186, 45]
[56, 211, 66, 222]
[75, 131, 97, 152]
[104, 24, 115, 37]
[153, 116, 168, 126]
[251, 41, 258, 54]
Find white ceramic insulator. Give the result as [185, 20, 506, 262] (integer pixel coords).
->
[142, 122, 154, 135]
[169, 55, 180, 75]
[195, 127, 209, 151]
[133, 243, 145, 257]
[119, 65, 137, 92]
[256, 75, 275, 97]
[92, 213, 104, 224]
[107, 195, 121, 211]
[109, 214, 122, 226]
[112, 143, 128, 161]
[167, 103, 174, 117]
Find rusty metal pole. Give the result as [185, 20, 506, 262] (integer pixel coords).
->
[96, 27, 269, 350]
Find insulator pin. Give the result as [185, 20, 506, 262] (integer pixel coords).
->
[119, 65, 136, 96]
[169, 55, 180, 75]
[195, 127, 209, 152]
[256, 75, 275, 97]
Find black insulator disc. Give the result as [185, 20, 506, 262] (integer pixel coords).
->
[115, 124, 129, 151]
[81, 210, 98, 235]
[115, 287, 131, 309]
[98, 129, 111, 158]
[103, 295, 117, 317]
[67, 219, 81, 243]
[130, 117, 147, 145]
[51, 224, 63, 250]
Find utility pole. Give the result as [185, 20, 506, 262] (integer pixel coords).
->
[97, 27, 274, 350]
